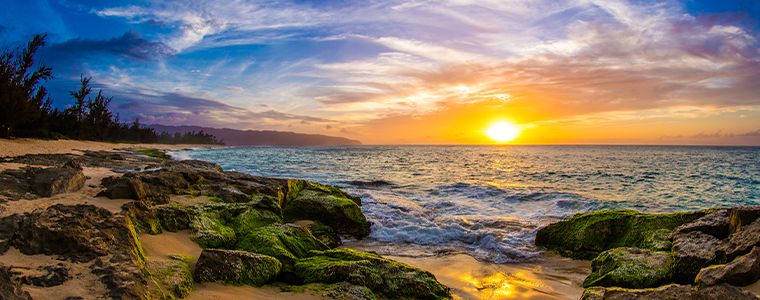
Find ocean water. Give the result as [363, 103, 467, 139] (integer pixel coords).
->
[171, 145, 760, 263]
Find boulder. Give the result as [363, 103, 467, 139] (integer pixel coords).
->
[696, 246, 760, 288]
[146, 258, 194, 299]
[295, 249, 451, 300]
[99, 176, 150, 200]
[670, 209, 730, 239]
[322, 282, 377, 300]
[0, 214, 22, 255]
[671, 231, 723, 283]
[121, 201, 162, 235]
[583, 247, 674, 289]
[283, 183, 370, 238]
[155, 204, 194, 232]
[17, 264, 71, 287]
[535, 209, 713, 260]
[189, 211, 237, 249]
[720, 218, 760, 261]
[89, 252, 150, 300]
[0, 264, 32, 300]
[306, 220, 342, 248]
[30, 167, 86, 197]
[235, 223, 329, 275]
[194, 249, 281, 286]
[0, 169, 33, 201]
[728, 206, 760, 233]
[581, 283, 758, 300]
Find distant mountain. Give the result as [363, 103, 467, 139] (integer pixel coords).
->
[149, 125, 362, 146]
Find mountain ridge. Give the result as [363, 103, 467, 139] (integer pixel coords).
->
[149, 124, 362, 146]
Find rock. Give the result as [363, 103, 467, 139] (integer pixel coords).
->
[17, 264, 71, 287]
[295, 249, 451, 300]
[583, 247, 674, 289]
[30, 167, 86, 197]
[0, 264, 32, 300]
[11, 204, 144, 263]
[720, 217, 760, 262]
[146, 258, 194, 299]
[0, 214, 22, 255]
[89, 252, 150, 300]
[322, 282, 377, 300]
[155, 204, 194, 232]
[84, 150, 125, 160]
[696, 246, 760, 288]
[671, 230, 723, 283]
[670, 209, 730, 239]
[99, 176, 150, 200]
[535, 209, 713, 260]
[0, 169, 33, 201]
[189, 211, 237, 249]
[728, 206, 760, 233]
[306, 220, 342, 248]
[121, 201, 162, 235]
[581, 283, 758, 300]
[194, 249, 281, 286]
[283, 182, 370, 238]
[235, 223, 329, 276]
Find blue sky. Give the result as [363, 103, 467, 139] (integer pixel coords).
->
[2, 0, 759, 144]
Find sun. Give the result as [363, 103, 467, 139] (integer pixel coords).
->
[485, 121, 520, 143]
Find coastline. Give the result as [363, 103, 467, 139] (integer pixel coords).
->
[0, 139, 595, 299]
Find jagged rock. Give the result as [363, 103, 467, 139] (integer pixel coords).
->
[584, 247, 674, 288]
[146, 258, 194, 299]
[283, 182, 370, 238]
[100, 176, 149, 200]
[728, 205, 760, 233]
[235, 223, 329, 277]
[84, 150, 125, 160]
[535, 209, 714, 260]
[90, 252, 150, 300]
[295, 249, 451, 300]
[581, 283, 758, 300]
[670, 209, 730, 239]
[306, 221, 342, 248]
[11, 204, 143, 263]
[17, 264, 71, 287]
[720, 218, 760, 262]
[155, 204, 194, 232]
[697, 246, 760, 287]
[671, 230, 723, 283]
[0, 214, 22, 255]
[121, 201, 162, 235]
[194, 249, 281, 286]
[0, 264, 32, 300]
[30, 167, 86, 197]
[0, 169, 33, 201]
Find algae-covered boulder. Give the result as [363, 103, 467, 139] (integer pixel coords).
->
[189, 210, 237, 249]
[283, 182, 370, 238]
[295, 249, 452, 300]
[583, 247, 674, 289]
[30, 167, 86, 197]
[535, 209, 713, 259]
[235, 223, 329, 275]
[155, 204, 194, 232]
[322, 282, 377, 300]
[581, 283, 758, 300]
[305, 220, 342, 248]
[194, 249, 281, 286]
[147, 258, 194, 299]
[121, 201, 162, 235]
[696, 246, 760, 288]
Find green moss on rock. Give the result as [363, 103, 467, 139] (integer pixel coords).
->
[194, 249, 281, 286]
[535, 209, 716, 259]
[295, 249, 452, 300]
[235, 223, 329, 274]
[189, 211, 236, 249]
[283, 189, 370, 238]
[583, 247, 674, 289]
[147, 258, 194, 299]
[137, 148, 172, 160]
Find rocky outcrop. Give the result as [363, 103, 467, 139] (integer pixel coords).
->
[584, 247, 674, 289]
[696, 246, 760, 288]
[236, 223, 329, 276]
[581, 283, 758, 300]
[16, 264, 71, 287]
[0, 264, 32, 300]
[295, 249, 452, 300]
[30, 166, 86, 197]
[535, 209, 713, 260]
[283, 182, 370, 238]
[721, 217, 760, 261]
[146, 257, 194, 299]
[194, 249, 281, 286]
[670, 209, 730, 239]
[671, 230, 724, 283]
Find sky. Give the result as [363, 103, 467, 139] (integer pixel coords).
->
[1, 0, 759, 145]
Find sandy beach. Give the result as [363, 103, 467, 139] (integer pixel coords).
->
[0, 138, 593, 300]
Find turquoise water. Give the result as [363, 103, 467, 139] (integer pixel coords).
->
[173, 145, 760, 262]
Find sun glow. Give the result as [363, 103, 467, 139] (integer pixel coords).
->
[485, 121, 520, 143]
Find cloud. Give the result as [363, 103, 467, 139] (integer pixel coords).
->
[225, 86, 244, 92]
[42, 30, 176, 63]
[739, 129, 760, 137]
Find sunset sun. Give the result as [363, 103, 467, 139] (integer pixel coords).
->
[485, 121, 520, 143]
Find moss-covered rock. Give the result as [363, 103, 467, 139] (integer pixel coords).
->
[235, 223, 329, 275]
[189, 210, 237, 249]
[322, 282, 377, 300]
[535, 209, 715, 260]
[283, 184, 370, 238]
[583, 247, 674, 289]
[121, 201, 162, 235]
[194, 249, 281, 286]
[147, 258, 194, 299]
[155, 204, 194, 232]
[295, 249, 452, 300]
[306, 221, 342, 248]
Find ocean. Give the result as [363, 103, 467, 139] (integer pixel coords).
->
[170, 145, 760, 264]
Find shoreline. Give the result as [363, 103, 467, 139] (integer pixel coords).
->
[0, 139, 597, 299]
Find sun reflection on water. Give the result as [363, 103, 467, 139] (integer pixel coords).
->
[458, 271, 545, 300]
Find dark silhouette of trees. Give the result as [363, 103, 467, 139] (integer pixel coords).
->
[1, 35, 222, 145]
[0, 34, 53, 138]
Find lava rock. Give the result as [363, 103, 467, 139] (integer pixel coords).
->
[194, 249, 281, 286]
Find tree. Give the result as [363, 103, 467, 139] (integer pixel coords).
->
[86, 90, 114, 141]
[0, 34, 53, 138]
[67, 75, 91, 139]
